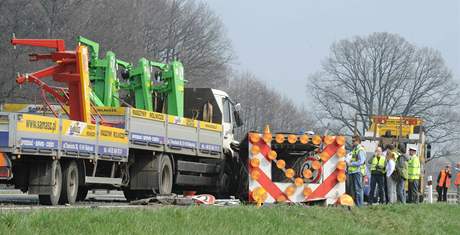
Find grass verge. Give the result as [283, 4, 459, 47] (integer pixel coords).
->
[0, 204, 459, 234]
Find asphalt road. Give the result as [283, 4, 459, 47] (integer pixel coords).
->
[0, 189, 146, 211]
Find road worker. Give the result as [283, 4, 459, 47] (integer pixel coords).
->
[347, 135, 366, 207]
[436, 164, 452, 202]
[368, 146, 386, 205]
[407, 147, 420, 203]
[455, 162, 460, 204]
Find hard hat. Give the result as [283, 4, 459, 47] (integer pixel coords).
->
[409, 147, 417, 151]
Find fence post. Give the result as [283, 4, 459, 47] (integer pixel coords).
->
[427, 175, 433, 204]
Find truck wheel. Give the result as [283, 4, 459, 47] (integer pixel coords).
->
[158, 156, 173, 194]
[76, 186, 88, 201]
[38, 160, 62, 205]
[59, 161, 79, 204]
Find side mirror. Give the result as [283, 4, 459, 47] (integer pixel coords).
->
[233, 110, 243, 127]
[234, 103, 241, 112]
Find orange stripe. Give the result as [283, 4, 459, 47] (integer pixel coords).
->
[0, 152, 6, 166]
[251, 167, 289, 202]
[254, 139, 271, 160]
[321, 143, 340, 163]
[306, 170, 339, 200]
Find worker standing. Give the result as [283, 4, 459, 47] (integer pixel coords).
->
[347, 135, 366, 207]
[392, 145, 407, 203]
[385, 152, 397, 203]
[455, 162, 460, 204]
[436, 164, 451, 202]
[368, 147, 386, 205]
[407, 147, 420, 203]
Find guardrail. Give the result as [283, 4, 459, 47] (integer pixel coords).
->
[424, 191, 458, 204]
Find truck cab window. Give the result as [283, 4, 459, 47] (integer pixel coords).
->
[223, 98, 231, 123]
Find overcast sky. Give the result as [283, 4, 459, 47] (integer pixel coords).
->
[207, 0, 460, 107]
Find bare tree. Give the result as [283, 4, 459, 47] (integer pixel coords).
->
[0, 0, 233, 103]
[308, 32, 460, 146]
[227, 72, 316, 140]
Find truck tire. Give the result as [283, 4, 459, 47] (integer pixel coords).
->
[158, 155, 173, 194]
[76, 186, 88, 201]
[59, 161, 79, 204]
[38, 160, 62, 205]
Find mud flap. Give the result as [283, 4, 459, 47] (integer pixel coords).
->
[28, 161, 56, 194]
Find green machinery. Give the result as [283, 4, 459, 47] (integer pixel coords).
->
[78, 36, 185, 117]
[78, 36, 120, 107]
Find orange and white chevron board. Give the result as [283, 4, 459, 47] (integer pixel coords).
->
[248, 130, 347, 205]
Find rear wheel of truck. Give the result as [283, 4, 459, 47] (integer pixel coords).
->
[158, 155, 173, 194]
[59, 160, 79, 204]
[76, 186, 88, 201]
[38, 160, 62, 205]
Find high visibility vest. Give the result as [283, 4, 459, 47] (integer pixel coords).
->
[407, 155, 420, 180]
[370, 155, 386, 173]
[438, 169, 451, 188]
[455, 172, 460, 186]
[349, 145, 366, 175]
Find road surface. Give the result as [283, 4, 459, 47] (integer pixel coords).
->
[0, 189, 147, 211]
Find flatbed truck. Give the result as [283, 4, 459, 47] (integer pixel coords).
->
[0, 88, 242, 205]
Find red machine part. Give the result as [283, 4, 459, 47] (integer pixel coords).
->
[11, 38, 91, 123]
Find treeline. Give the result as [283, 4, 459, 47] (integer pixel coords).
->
[0, 0, 315, 139]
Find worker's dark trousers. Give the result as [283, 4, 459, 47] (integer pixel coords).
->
[349, 172, 363, 207]
[408, 180, 419, 203]
[369, 173, 385, 204]
[346, 173, 355, 197]
[437, 186, 448, 202]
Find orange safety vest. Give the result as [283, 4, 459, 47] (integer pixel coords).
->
[455, 172, 460, 186]
[438, 169, 451, 188]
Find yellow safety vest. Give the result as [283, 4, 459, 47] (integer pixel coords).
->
[407, 155, 420, 180]
[349, 145, 366, 175]
[371, 155, 386, 174]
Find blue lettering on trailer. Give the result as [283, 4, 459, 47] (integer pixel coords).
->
[98, 145, 128, 157]
[62, 141, 95, 153]
[20, 138, 58, 149]
[199, 143, 221, 152]
[131, 132, 164, 144]
[167, 138, 196, 149]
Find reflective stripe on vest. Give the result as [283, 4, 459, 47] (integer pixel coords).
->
[438, 169, 451, 188]
[371, 155, 386, 173]
[349, 145, 365, 174]
[455, 172, 460, 186]
[407, 155, 420, 180]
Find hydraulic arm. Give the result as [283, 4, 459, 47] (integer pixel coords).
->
[11, 37, 92, 123]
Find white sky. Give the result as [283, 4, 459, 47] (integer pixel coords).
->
[207, 0, 460, 107]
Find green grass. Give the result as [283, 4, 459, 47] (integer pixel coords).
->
[0, 204, 459, 235]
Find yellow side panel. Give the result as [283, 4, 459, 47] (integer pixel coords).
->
[168, 115, 197, 128]
[95, 107, 126, 116]
[199, 121, 222, 132]
[62, 120, 96, 139]
[16, 114, 59, 134]
[130, 108, 166, 122]
[99, 126, 128, 144]
[2, 104, 29, 112]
